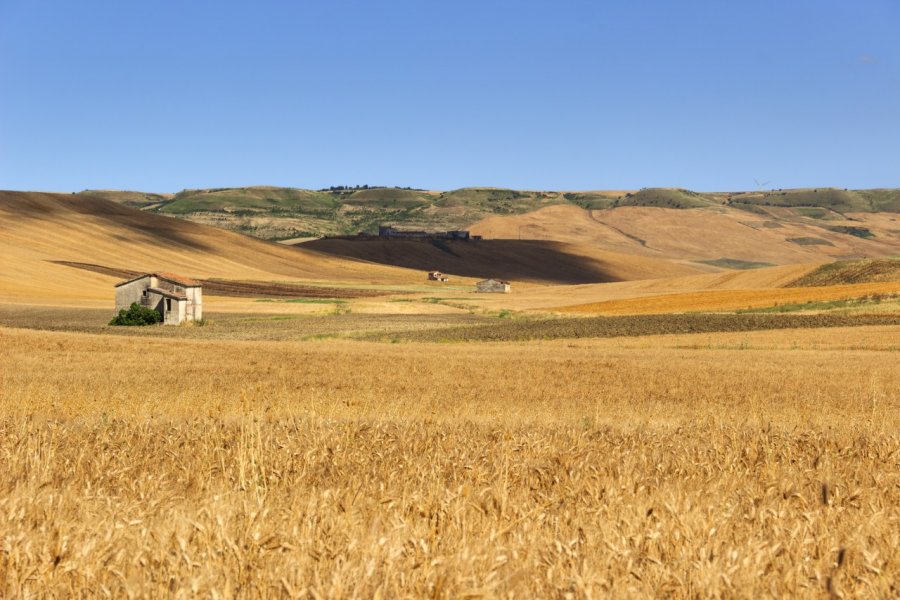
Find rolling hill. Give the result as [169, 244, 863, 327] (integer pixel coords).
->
[470, 204, 900, 266]
[0, 191, 421, 306]
[82, 186, 900, 245]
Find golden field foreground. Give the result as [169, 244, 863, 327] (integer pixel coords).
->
[1, 324, 898, 598]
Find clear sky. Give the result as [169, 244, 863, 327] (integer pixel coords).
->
[1, 0, 898, 192]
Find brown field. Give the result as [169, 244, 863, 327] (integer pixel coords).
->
[2, 191, 899, 597]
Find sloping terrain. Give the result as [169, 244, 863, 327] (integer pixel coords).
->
[471, 204, 900, 265]
[552, 281, 900, 315]
[88, 185, 900, 242]
[461, 264, 819, 312]
[786, 258, 900, 287]
[80, 190, 174, 209]
[0, 191, 420, 305]
[301, 237, 701, 284]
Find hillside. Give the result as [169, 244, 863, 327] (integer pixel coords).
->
[301, 238, 701, 285]
[81, 185, 900, 243]
[79, 190, 174, 208]
[786, 258, 900, 287]
[471, 204, 900, 266]
[0, 191, 421, 305]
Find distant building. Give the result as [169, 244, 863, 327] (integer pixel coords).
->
[428, 271, 449, 282]
[378, 225, 470, 240]
[475, 279, 511, 293]
[115, 272, 202, 325]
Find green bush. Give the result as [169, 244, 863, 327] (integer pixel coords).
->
[109, 303, 162, 326]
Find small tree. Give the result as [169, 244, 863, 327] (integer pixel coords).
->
[109, 303, 162, 326]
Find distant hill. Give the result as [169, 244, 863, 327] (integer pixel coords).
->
[74, 185, 900, 242]
[727, 188, 900, 213]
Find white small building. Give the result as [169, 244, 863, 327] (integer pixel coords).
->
[115, 272, 202, 325]
[475, 278, 511, 293]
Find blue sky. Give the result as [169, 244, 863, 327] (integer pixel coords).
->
[1, 0, 898, 192]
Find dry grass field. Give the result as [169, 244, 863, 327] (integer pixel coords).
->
[2, 190, 899, 597]
[2, 325, 899, 598]
[471, 204, 900, 266]
[554, 281, 900, 315]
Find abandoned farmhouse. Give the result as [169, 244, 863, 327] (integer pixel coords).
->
[378, 226, 474, 240]
[476, 279, 511, 293]
[115, 272, 202, 325]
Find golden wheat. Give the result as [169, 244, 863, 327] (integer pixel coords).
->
[1, 325, 898, 597]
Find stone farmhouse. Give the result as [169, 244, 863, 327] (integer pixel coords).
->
[115, 272, 202, 325]
[475, 278, 511, 293]
[378, 225, 471, 240]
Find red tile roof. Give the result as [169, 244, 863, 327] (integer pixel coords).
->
[154, 272, 200, 287]
[115, 272, 200, 288]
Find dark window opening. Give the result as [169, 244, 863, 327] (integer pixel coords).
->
[166, 298, 172, 312]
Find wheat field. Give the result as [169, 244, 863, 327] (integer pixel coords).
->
[2, 325, 898, 598]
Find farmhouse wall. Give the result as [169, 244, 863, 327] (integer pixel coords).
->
[185, 287, 203, 320]
[114, 273, 202, 325]
[115, 277, 151, 312]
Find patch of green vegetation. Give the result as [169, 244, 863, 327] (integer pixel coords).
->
[109, 303, 162, 326]
[699, 258, 775, 270]
[855, 188, 900, 212]
[160, 187, 339, 215]
[787, 258, 900, 287]
[729, 202, 769, 215]
[432, 188, 565, 216]
[618, 188, 714, 209]
[737, 294, 897, 314]
[794, 207, 834, 219]
[562, 192, 617, 210]
[730, 188, 900, 218]
[826, 226, 874, 239]
[342, 188, 431, 208]
[787, 237, 834, 246]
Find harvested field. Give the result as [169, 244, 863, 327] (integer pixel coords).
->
[50, 261, 396, 299]
[554, 281, 900, 315]
[376, 313, 900, 343]
[1, 326, 898, 597]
